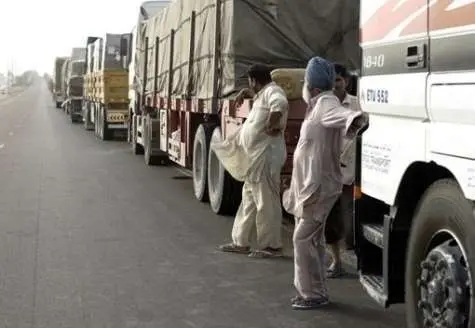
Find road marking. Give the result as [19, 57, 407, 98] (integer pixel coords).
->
[8, 132, 13, 136]
[0, 144, 4, 149]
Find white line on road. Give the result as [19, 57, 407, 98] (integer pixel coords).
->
[0, 144, 4, 149]
[8, 132, 13, 136]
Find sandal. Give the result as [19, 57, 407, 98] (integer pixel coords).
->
[291, 296, 329, 310]
[327, 263, 345, 279]
[248, 247, 283, 258]
[217, 243, 251, 254]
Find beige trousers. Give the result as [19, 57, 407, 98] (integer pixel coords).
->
[231, 171, 283, 250]
[293, 193, 340, 299]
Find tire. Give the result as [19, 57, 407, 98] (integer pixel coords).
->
[192, 123, 215, 202]
[55, 101, 61, 109]
[144, 136, 158, 166]
[207, 127, 243, 215]
[405, 179, 474, 328]
[94, 106, 100, 137]
[144, 120, 167, 166]
[132, 114, 144, 155]
[133, 139, 144, 155]
[100, 106, 112, 141]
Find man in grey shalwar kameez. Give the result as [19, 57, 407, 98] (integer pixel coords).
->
[283, 57, 368, 310]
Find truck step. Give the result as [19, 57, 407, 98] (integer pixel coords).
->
[362, 223, 384, 248]
[360, 274, 388, 307]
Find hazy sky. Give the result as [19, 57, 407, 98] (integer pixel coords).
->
[0, 0, 146, 75]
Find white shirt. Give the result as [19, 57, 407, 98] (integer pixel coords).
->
[211, 82, 288, 182]
[339, 93, 361, 185]
[282, 91, 364, 220]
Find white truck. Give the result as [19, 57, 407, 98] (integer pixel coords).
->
[355, 0, 475, 327]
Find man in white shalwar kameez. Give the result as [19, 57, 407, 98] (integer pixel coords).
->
[212, 64, 289, 258]
[282, 57, 368, 310]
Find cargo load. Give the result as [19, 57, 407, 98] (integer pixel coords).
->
[136, 0, 360, 100]
[270, 68, 305, 100]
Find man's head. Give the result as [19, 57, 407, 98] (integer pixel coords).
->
[302, 56, 336, 104]
[247, 64, 272, 93]
[333, 63, 350, 96]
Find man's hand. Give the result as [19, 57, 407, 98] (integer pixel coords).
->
[266, 126, 281, 136]
[235, 88, 253, 107]
[266, 111, 283, 136]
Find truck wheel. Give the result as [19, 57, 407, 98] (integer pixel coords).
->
[207, 127, 242, 215]
[94, 106, 99, 137]
[405, 179, 474, 328]
[133, 138, 144, 155]
[193, 123, 215, 202]
[144, 136, 158, 166]
[100, 106, 112, 141]
[132, 115, 144, 155]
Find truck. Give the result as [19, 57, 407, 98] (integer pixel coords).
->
[64, 47, 86, 122]
[354, 0, 475, 327]
[60, 58, 71, 111]
[53, 56, 68, 108]
[83, 34, 132, 139]
[128, 0, 171, 143]
[129, 0, 360, 215]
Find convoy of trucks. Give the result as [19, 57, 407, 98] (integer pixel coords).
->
[51, 0, 475, 327]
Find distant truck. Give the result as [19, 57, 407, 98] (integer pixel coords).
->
[64, 47, 86, 122]
[83, 34, 132, 139]
[53, 57, 68, 108]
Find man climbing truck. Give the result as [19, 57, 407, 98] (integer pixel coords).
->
[355, 0, 475, 327]
[83, 34, 132, 140]
[129, 0, 360, 215]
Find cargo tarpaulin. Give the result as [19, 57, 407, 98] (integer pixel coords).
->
[136, 0, 360, 100]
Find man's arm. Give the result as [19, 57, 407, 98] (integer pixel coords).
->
[319, 96, 366, 136]
[235, 88, 254, 107]
[266, 89, 288, 136]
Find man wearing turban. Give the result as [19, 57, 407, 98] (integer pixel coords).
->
[283, 57, 368, 309]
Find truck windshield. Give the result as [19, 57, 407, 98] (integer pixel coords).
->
[71, 61, 85, 76]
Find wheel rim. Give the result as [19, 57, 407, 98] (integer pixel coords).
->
[193, 140, 204, 197]
[418, 234, 472, 327]
[208, 149, 219, 197]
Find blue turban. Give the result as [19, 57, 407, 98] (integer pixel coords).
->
[305, 56, 336, 91]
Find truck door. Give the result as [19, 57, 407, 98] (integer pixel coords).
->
[357, 0, 430, 307]
[358, 0, 430, 206]
[426, 1, 475, 199]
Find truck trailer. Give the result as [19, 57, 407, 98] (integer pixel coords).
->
[53, 56, 68, 108]
[64, 47, 86, 122]
[83, 34, 132, 140]
[129, 0, 360, 215]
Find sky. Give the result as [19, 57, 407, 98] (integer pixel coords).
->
[0, 0, 147, 76]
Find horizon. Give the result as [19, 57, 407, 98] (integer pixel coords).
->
[0, 0, 148, 75]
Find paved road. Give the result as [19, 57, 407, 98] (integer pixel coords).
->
[0, 82, 406, 328]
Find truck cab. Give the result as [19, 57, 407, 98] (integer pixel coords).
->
[356, 1, 475, 327]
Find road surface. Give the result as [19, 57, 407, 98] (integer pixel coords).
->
[0, 82, 406, 328]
